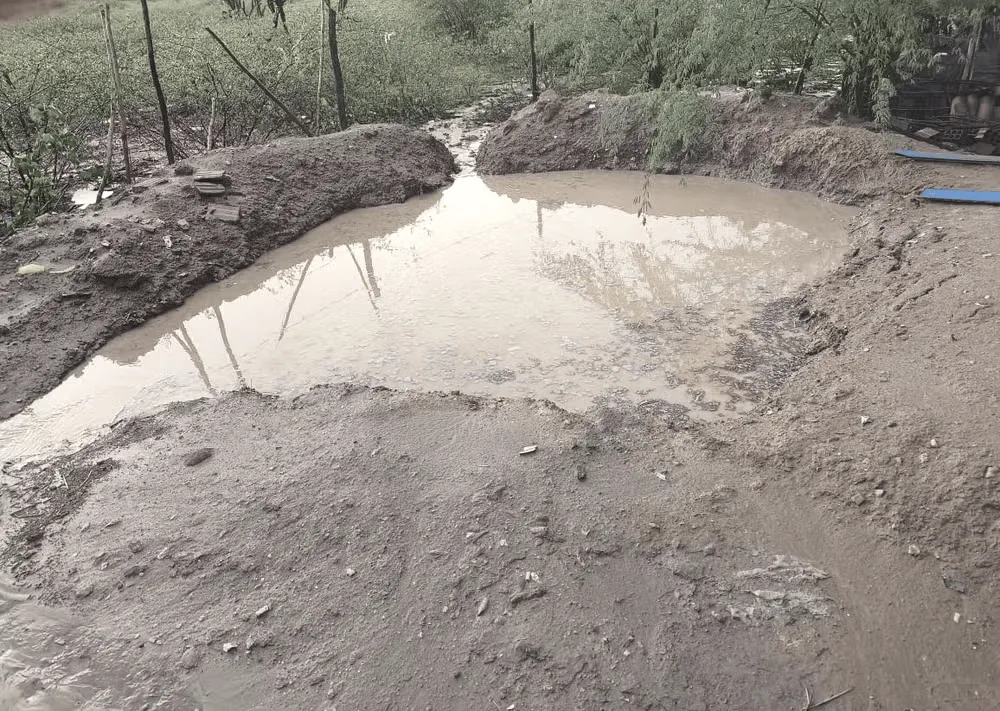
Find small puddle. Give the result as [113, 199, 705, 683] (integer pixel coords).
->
[0, 576, 141, 710]
[0, 575, 256, 709]
[70, 188, 114, 208]
[1, 171, 855, 461]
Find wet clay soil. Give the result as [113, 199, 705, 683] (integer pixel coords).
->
[0, 125, 455, 422]
[1, 172, 854, 460]
[1, 93, 998, 710]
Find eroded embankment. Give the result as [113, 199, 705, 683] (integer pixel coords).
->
[476, 90, 919, 204]
[0, 125, 455, 420]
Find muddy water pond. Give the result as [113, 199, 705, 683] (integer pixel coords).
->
[1, 171, 855, 460]
[0, 574, 260, 709]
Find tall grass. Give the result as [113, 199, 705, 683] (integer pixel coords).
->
[0, 0, 495, 148]
[0, 0, 510, 234]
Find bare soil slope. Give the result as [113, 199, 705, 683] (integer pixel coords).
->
[477, 90, 918, 204]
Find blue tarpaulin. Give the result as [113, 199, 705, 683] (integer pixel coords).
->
[896, 149, 1000, 166]
[920, 189, 1000, 204]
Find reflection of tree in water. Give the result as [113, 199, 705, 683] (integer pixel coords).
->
[172, 324, 217, 396]
[534, 211, 814, 324]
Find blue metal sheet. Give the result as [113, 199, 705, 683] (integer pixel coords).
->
[920, 189, 1000, 204]
[896, 149, 1000, 165]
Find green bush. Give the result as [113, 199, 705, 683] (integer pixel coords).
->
[648, 89, 713, 169]
[0, 0, 499, 147]
[0, 104, 86, 235]
[413, 0, 516, 41]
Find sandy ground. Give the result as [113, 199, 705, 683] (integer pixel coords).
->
[1, 93, 999, 709]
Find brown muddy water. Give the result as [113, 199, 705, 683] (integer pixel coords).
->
[0, 171, 855, 461]
[0, 574, 253, 710]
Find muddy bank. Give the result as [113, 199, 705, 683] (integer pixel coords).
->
[481, 90, 1000, 581]
[4, 384, 993, 710]
[740, 183, 1000, 579]
[0, 125, 455, 421]
[477, 90, 925, 204]
[4, 386, 997, 709]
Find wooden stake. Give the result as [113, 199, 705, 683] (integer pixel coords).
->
[205, 27, 313, 137]
[315, 0, 325, 133]
[101, 5, 132, 182]
[208, 97, 216, 150]
[962, 17, 983, 82]
[139, 0, 175, 164]
[95, 102, 115, 204]
[528, 0, 539, 102]
[326, 0, 348, 130]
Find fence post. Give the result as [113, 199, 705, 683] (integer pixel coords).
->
[528, 0, 539, 102]
[315, 0, 325, 133]
[208, 97, 217, 150]
[95, 101, 116, 204]
[326, 0, 348, 130]
[139, 0, 175, 164]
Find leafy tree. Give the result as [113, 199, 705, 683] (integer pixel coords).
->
[527, 0, 996, 117]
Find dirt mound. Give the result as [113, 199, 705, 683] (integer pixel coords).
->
[475, 91, 653, 175]
[5, 384, 996, 709]
[737, 199, 1000, 577]
[477, 90, 920, 204]
[0, 386, 853, 709]
[0, 125, 454, 421]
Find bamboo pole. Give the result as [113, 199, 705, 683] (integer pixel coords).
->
[528, 0, 539, 102]
[647, 7, 662, 89]
[139, 0, 175, 164]
[962, 17, 983, 82]
[101, 5, 132, 182]
[326, 0, 348, 130]
[315, 0, 325, 134]
[208, 97, 216, 150]
[205, 27, 313, 136]
[95, 101, 115, 204]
